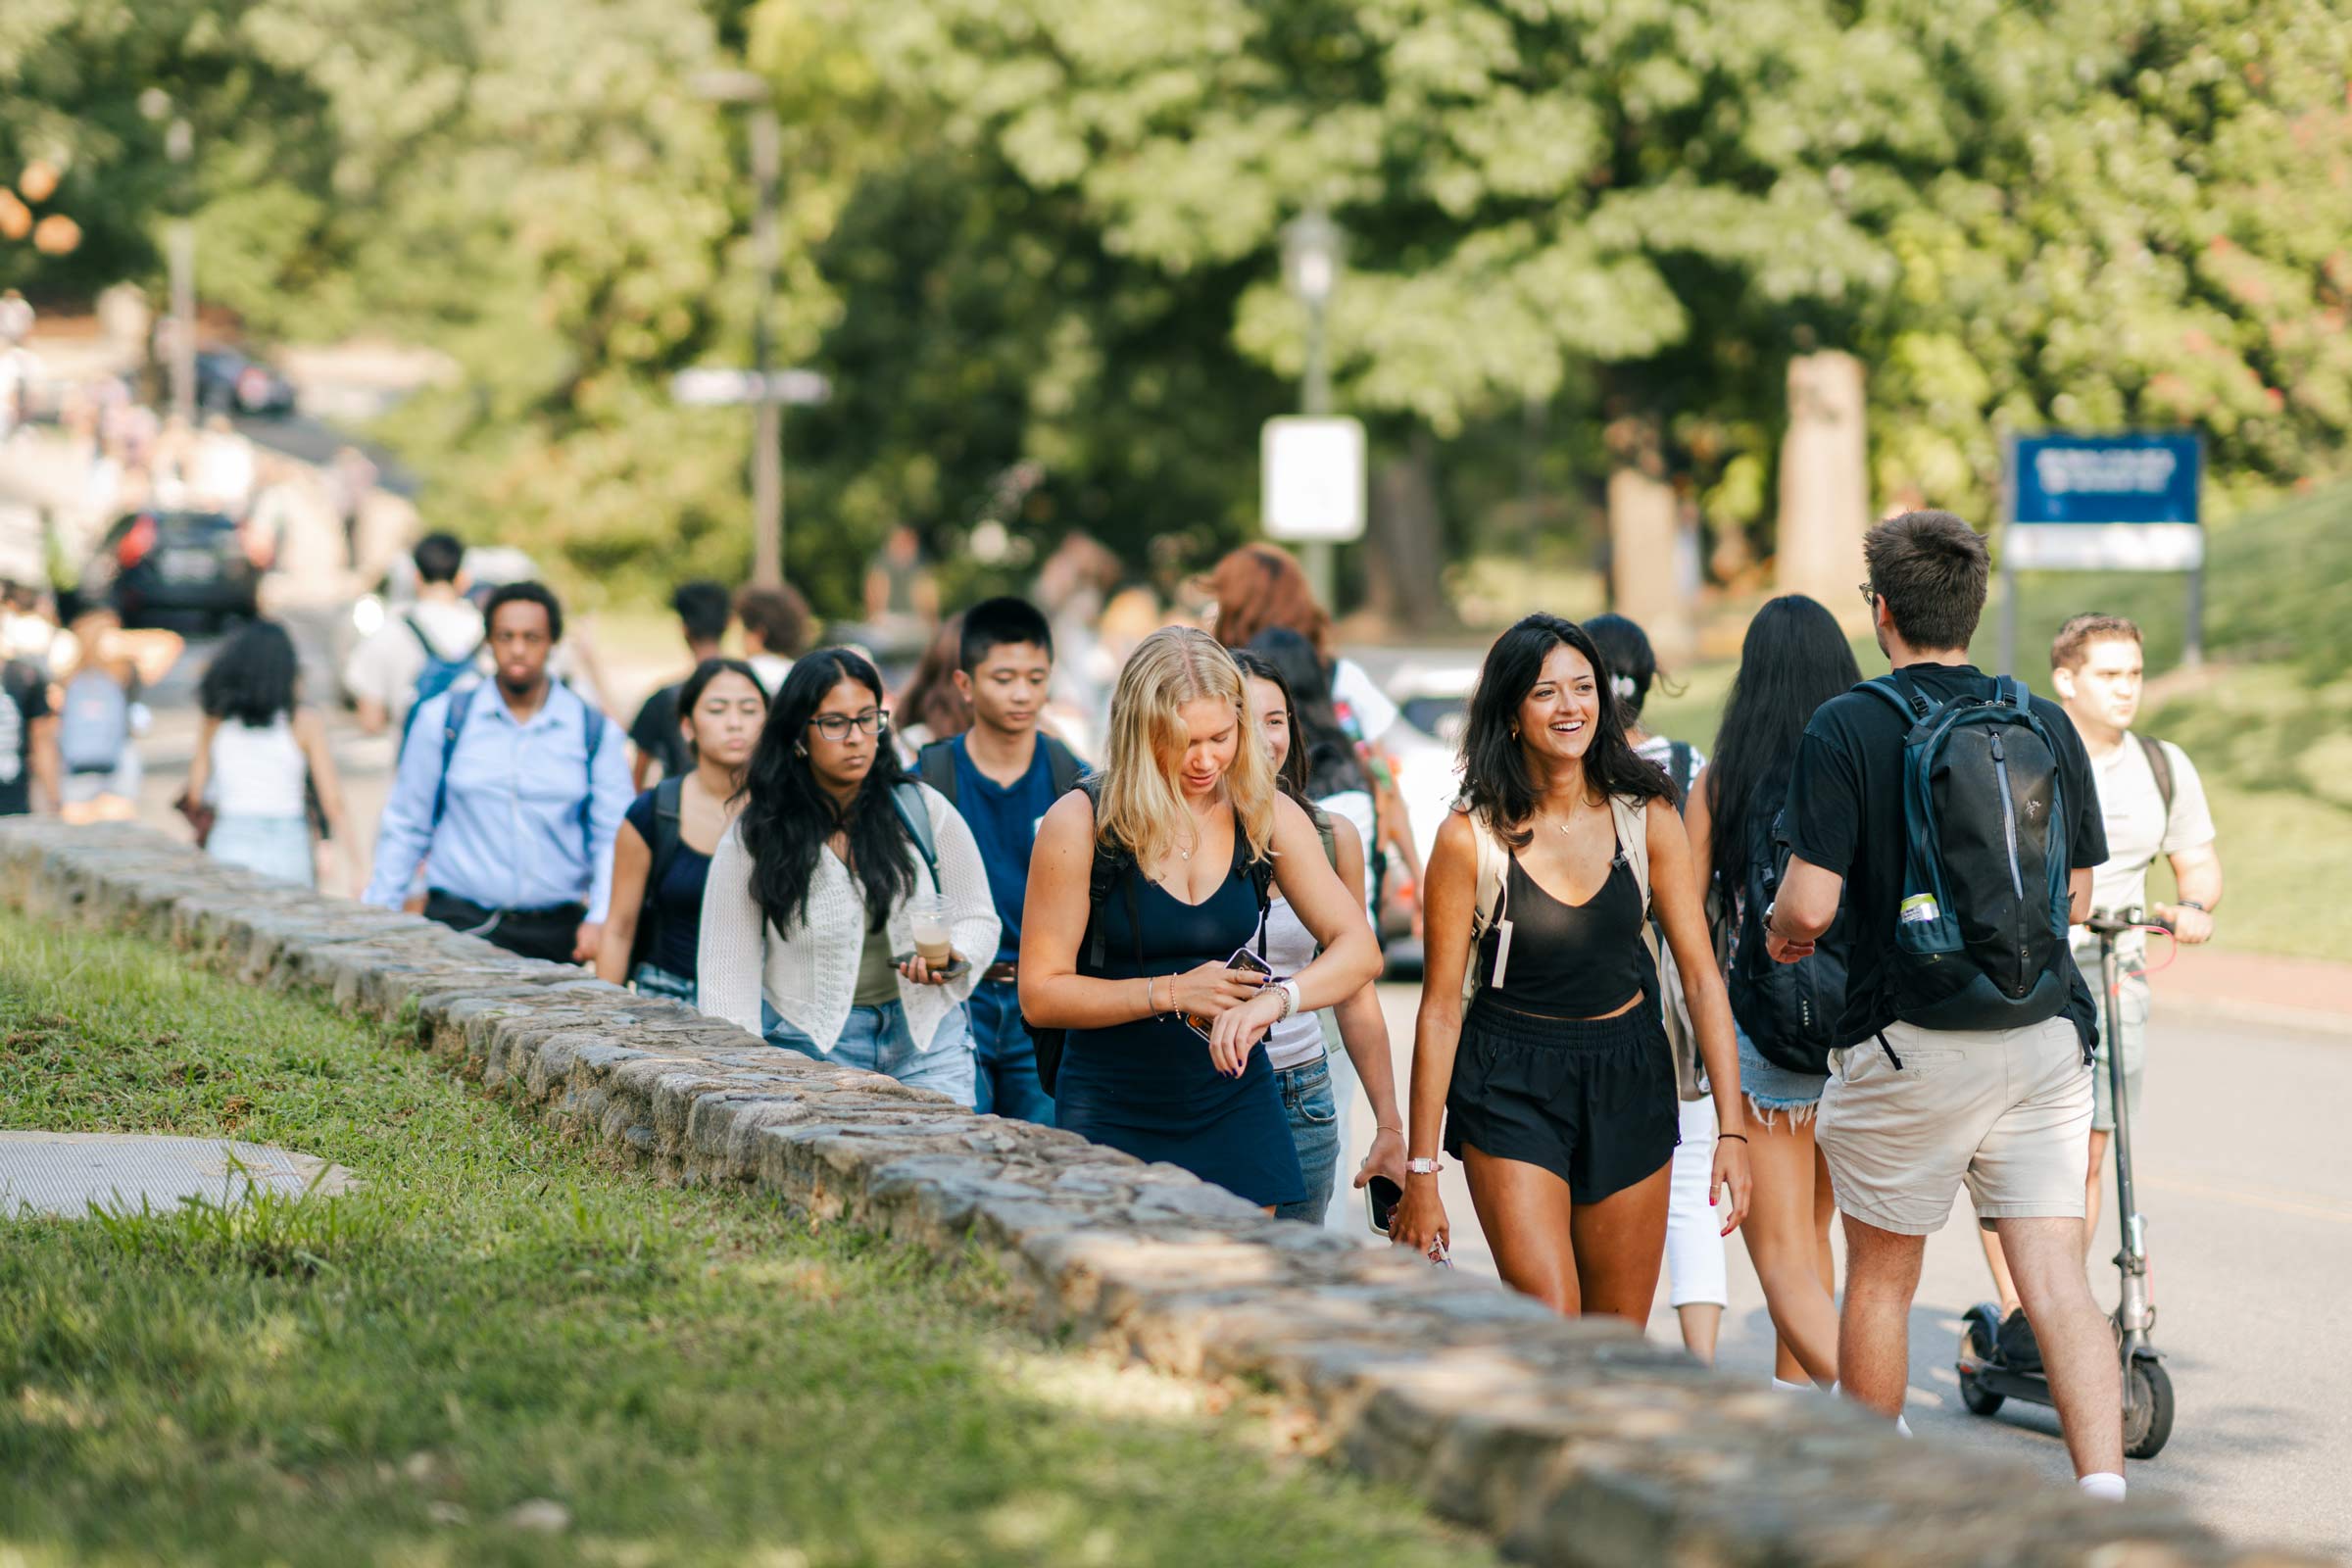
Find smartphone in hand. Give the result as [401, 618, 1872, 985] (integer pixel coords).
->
[1179, 946, 1277, 1043]
[1365, 1175, 1402, 1235]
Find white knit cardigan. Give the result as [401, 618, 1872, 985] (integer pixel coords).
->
[695, 782, 1000, 1054]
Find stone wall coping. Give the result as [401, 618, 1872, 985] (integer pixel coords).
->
[1, 820, 2309, 1568]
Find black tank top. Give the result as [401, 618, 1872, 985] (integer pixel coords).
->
[1477, 843, 1646, 1018]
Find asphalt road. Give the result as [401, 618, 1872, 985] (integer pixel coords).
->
[122, 638, 2349, 1560]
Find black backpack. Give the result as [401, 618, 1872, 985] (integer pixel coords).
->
[1027, 776, 1275, 1097]
[915, 733, 1086, 807]
[1863, 671, 2074, 1033]
[1727, 799, 1849, 1075]
[627, 776, 688, 978]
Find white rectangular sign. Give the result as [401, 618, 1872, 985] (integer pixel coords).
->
[2004, 521, 2204, 571]
[670, 368, 833, 408]
[1261, 416, 1366, 543]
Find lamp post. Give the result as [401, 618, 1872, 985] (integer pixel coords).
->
[139, 90, 197, 426]
[1281, 210, 1343, 607]
[695, 70, 787, 589]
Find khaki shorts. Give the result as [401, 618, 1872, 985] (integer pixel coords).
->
[1819, 1016, 2092, 1237]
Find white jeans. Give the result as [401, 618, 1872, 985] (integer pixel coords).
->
[1665, 1095, 1728, 1307]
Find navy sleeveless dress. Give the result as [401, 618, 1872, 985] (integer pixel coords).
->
[1054, 857, 1306, 1210]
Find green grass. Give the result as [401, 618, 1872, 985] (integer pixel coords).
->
[0, 907, 1496, 1568]
[1638, 482, 2352, 962]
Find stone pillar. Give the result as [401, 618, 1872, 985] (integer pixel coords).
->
[1605, 416, 1693, 662]
[1776, 350, 1871, 621]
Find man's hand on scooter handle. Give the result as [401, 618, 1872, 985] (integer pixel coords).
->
[2151, 902, 2213, 945]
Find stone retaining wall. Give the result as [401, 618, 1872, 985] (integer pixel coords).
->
[0, 821, 2305, 1568]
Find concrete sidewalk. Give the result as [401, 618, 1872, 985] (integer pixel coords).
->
[2155, 944, 2352, 1037]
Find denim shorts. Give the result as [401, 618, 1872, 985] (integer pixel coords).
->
[630, 963, 695, 1003]
[1737, 1022, 1830, 1116]
[208, 813, 314, 887]
[763, 1000, 976, 1109]
[1273, 1052, 1339, 1223]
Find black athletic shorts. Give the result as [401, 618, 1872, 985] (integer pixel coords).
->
[1444, 991, 1680, 1201]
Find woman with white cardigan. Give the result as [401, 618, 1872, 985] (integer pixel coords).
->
[698, 648, 998, 1106]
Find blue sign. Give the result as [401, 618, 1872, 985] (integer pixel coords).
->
[2007, 432, 2202, 570]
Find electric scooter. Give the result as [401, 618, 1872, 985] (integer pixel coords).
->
[1956, 906, 2176, 1459]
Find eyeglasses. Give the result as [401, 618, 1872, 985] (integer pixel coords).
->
[806, 709, 890, 741]
[1858, 580, 1878, 608]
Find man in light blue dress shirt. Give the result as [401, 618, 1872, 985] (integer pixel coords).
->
[365, 581, 633, 963]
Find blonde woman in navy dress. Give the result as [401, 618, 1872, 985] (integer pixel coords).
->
[1020, 628, 1382, 1210]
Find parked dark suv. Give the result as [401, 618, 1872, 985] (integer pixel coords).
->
[84, 510, 260, 630]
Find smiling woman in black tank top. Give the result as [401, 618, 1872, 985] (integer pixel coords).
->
[1390, 613, 1753, 1323]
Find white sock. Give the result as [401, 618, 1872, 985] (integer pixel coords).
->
[2079, 1472, 2127, 1501]
[1895, 1414, 1913, 1439]
[1772, 1377, 1814, 1394]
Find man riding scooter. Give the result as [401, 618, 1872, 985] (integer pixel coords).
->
[1978, 613, 2224, 1365]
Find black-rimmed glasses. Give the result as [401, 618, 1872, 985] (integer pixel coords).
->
[806, 709, 890, 741]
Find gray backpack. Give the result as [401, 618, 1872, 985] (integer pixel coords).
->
[58, 670, 130, 773]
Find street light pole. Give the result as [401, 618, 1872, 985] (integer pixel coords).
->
[165, 114, 196, 426]
[1282, 211, 1343, 609]
[697, 70, 788, 588]
[747, 106, 784, 589]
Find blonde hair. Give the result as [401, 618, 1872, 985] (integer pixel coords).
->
[1098, 626, 1277, 868]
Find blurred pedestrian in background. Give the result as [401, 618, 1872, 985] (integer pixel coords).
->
[185, 618, 354, 891]
[597, 657, 768, 1001]
[0, 635, 58, 817]
[864, 522, 939, 632]
[735, 583, 810, 698]
[893, 612, 971, 760]
[629, 580, 731, 788]
[697, 648, 996, 1104]
[56, 609, 165, 824]
[342, 532, 481, 737]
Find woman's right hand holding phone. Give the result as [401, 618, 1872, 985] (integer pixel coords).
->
[1389, 1172, 1449, 1261]
[1166, 959, 1267, 1019]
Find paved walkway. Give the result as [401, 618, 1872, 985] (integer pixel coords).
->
[2159, 945, 2352, 1036]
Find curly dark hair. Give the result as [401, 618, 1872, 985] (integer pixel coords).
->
[1459, 612, 1670, 849]
[737, 648, 920, 932]
[197, 618, 299, 728]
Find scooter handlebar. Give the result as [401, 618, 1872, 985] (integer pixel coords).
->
[2083, 905, 2175, 938]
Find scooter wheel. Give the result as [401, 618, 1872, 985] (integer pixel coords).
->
[2123, 1357, 2175, 1460]
[1958, 1302, 2005, 1417]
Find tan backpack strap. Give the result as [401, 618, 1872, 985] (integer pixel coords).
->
[1611, 794, 1651, 914]
[1458, 802, 1510, 1002]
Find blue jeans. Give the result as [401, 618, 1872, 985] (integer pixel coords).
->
[1273, 1054, 1340, 1223]
[968, 979, 1054, 1125]
[630, 963, 695, 1003]
[208, 813, 314, 887]
[762, 1000, 976, 1108]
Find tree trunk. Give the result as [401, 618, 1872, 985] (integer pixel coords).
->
[1605, 414, 1694, 662]
[1362, 427, 1451, 633]
[1777, 350, 1872, 624]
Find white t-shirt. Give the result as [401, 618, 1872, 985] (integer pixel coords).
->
[2079, 733, 2216, 962]
[342, 599, 485, 728]
[1634, 732, 1707, 797]
[747, 654, 792, 700]
[1330, 658, 1399, 748]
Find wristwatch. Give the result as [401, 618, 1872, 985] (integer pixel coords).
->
[1405, 1156, 1445, 1176]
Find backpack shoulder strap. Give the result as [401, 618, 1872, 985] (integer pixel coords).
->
[1229, 808, 1276, 956]
[890, 780, 942, 891]
[1668, 740, 1694, 803]
[2134, 732, 2175, 820]
[429, 684, 481, 830]
[1075, 774, 1130, 972]
[648, 775, 686, 885]
[403, 613, 436, 656]
[1611, 794, 1652, 914]
[915, 739, 959, 806]
[1043, 735, 1085, 798]
[1862, 673, 1932, 722]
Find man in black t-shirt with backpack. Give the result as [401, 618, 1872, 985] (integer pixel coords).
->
[1766, 511, 2128, 1501]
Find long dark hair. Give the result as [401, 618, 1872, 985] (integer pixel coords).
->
[1245, 627, 1369, 801]
[898, 612, 970, 741]
[738, 648, 919, 932]
[1460, 612, 1670, 849]
[197, 618, 298, 727]
[1704, 595, 1862, 895]
[1230, 648, 1315, 810]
